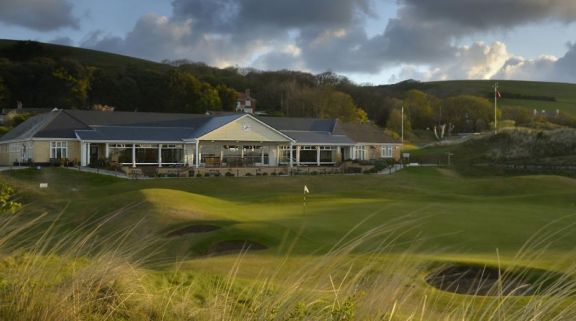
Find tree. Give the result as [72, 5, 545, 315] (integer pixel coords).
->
[443, 95, 495, 133]
[0, 77, 9, 107]
[216, 84, 238, 111]
[165, 70, 221, 113]
[355, 108, 369, 123]
[0, 183, 21, 214]
[386, 108, 411, 136]
[502, 106, 533, 126]
[403, 90, 439, 129]
[51, 59, 93, 107]
[6, 113, 33, 127]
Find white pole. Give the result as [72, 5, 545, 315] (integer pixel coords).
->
[195, 141, 200, 168]
[401, 106, 404, 144]
[494, 82, 498, 134]
[158, 144, 162, 167]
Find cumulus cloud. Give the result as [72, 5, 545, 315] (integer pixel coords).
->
[393, 42, 511, 81]
[0, 0, 78, 31]
[494, 43, 576, 82]
[392, 41, 576, 84]
[398, 0, 576, 31]
[83, 0, 373, 68]
[80, 0, 576, 83]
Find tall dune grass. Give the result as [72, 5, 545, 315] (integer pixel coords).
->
[2, 208, 576, 320]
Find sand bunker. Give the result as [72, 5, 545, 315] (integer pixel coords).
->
[206, 240, 267, 255]
[426, 264, 570, 296]
[166, 224, 221, 237]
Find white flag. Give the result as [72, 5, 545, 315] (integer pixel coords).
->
[304, 185, 310, 194]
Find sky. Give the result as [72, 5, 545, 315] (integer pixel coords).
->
[1, 0, 576, 85]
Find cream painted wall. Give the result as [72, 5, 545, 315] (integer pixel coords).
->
[200, 117, 290, 142]
[32, 140, 81, 163]
[33, 141, 50, 163]
[0, 144, 8, 165]
[68, 141, 81, 162]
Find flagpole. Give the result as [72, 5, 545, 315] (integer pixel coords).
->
[401, 106, 404, 144]
[494, 82, 498, 134]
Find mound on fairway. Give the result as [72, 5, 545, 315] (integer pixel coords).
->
[426, 264, 570, 296]
[165, 224, 221, 237]
[205, 240, 267, 256]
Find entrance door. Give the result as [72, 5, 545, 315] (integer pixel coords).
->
[90, 145, 100, 166]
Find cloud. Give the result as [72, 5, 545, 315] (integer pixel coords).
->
[80, 0, 576, 83]
[171, 0, 373, 31]
[391, 41, 576, 84]
[398, 0, 576, 31]
[494, 43, 576, 82]
[392, 42, 511, 81]
[0, 0, 78, 31]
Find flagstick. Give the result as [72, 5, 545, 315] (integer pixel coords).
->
[303, 191, 306, 216]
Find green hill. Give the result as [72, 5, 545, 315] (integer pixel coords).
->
[388, 79, 576, 116]
[0, 39, 168, 72]
[1, 39, 576, 126]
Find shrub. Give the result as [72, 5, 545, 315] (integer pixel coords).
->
[0, 183, 21, 214]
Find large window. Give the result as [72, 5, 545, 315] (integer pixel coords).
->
[381, 146, 393, 158]
[135, 144, 158, 164]
[279, 146, 296, 164]
[299, 146, 317, 163]
[355, 145, 365, 160]
[161, 144, 184, 164]
[50, 141, 68, 159]
[320, 146, 334, 163]
[109, 144, 132, 164]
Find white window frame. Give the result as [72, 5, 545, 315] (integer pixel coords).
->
[381, 145, 393, 158]
[50, 141, 68, 159]
[355, 145, 366, 160]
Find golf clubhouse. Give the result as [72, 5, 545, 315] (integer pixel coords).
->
[0, 109, 401, 175]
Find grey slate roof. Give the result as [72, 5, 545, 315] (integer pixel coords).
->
[0, 111, 60, 141]
[64, 110, 210, 127]
[258, 116, 352, 145]
[281, 131, 353, 145]
[75, 126, 198, 142]
[1, 110, 400, 146]
[340, 122, 400, 144]
[258, 117, 341, 133]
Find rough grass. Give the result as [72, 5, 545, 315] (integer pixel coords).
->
[3, 168, 576, 319]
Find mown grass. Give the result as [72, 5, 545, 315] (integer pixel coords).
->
[2, 167, 576, 319]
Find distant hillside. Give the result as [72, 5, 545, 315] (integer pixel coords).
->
[0, 39, 168, 72]
[1, 39, 576, 134]
[384, 80, 576, 116]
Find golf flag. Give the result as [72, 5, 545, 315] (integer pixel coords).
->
[304, 185, 310, 194]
